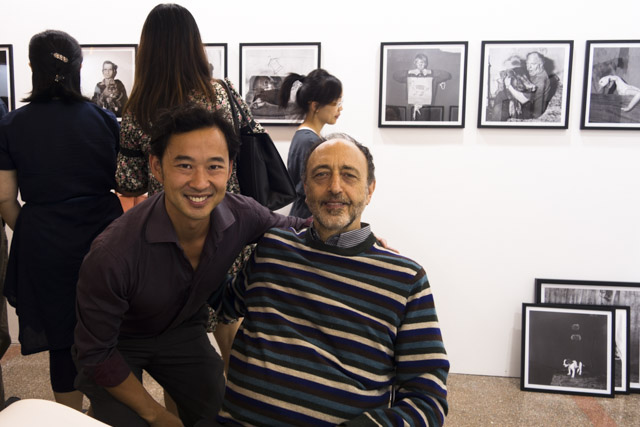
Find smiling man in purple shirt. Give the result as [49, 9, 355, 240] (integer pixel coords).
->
[74, 104, 305, 427]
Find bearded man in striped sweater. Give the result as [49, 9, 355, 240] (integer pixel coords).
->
[214, 134, 449, 426]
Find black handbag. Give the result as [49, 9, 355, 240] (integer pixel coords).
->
[221, 80, 296, 211]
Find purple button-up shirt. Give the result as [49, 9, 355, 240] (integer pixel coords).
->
[74, 192, 304, 387]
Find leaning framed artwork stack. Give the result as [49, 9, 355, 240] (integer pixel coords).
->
[527, 278, 640, 396]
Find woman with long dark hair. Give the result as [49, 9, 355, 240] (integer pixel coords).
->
[278, 69, 342, 218]
[116, 3, 260, 199]
[0, 29, 122, 410]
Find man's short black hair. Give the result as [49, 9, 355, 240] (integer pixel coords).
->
[149, 103, 240, 161]
[301, 133, 375, 185]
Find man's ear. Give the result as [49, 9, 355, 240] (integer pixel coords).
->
[227, 160, 233, 181]
[365, 180, 376, 205]
[150, 154, 164, 184]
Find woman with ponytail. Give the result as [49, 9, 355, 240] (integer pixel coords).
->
[0, 30, 122, 410]
[278, 69, 342, 218]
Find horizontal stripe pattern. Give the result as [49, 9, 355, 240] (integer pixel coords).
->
[219, 228, 448, 426]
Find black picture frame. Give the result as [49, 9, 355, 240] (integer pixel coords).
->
[80, 44, 137, 119]
[239, 42, 321, 126]
[536, 278, 638, 392]
[0, 44, 15, 112]
[204, 43, 227, 80]
[378, 42, 468, 128]
[521, 303, 615, 398]
[580, 40, 640, 130]
[478, 41, 573, 129]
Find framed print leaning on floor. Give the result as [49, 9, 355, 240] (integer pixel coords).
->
[478, 40, 573, 129]
[581, 40, 640, 130]
[536, 278, 638, 393]
[80, 44, 136, 119]
[0, 45, 15, 112]
[239, 42, 320, 125]
[378, 41, 468, 128]
[521, 303, 615, 398]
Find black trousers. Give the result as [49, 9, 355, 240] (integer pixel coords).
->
[75, 319, 225, 427]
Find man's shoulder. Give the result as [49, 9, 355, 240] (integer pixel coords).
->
[368, 241, 426, 274]
[218, 192, 271, 217]
[91, 195, 157, 252]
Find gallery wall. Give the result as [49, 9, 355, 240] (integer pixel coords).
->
[1, 0, 639, 378]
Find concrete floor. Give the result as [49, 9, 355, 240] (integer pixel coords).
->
[2, 344, 640, 426]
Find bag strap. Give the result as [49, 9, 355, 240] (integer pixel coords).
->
[218, 78, 261, 133]
[218, 79, 241, 132]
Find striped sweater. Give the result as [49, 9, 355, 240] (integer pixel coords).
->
[217, 227, 449, 426]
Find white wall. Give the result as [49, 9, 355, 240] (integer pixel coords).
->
[1, 0, 640, 377]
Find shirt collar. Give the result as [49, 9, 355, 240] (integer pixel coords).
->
[309, 223, 371, 248]
[145, 192, 236, 244]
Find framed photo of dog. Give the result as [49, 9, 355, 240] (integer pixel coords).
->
[378, 41, 468, 128]
[581, 40, 640, 130]
[239, 42, 320, 125]
[204, 43, 227, 80]
[478, 41, 573, 129]
[0, 45, 14, 112]
[536, 278, 638, 393]
[80, 45, 136, 119]
[521, 303, 616, 398]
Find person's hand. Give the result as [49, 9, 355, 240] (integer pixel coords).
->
[504, 76, 512, 88]
[423, 69, 432, 76]
[375, 235, 399, 253]
[149, 408, 184, 427]
[408, 69, 420, 76]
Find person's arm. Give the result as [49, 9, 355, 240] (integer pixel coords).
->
[106, 372, 183, 426]
[115, 112, 150, 196]
[431, 69, 452, 84]
[0, 169, 20, 229]
[342, 269, 449, 426]
[213, 319, 243, 376]
[75, 244, 162, 421]
[504, 77, 530, 104]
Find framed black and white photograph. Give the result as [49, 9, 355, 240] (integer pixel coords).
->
[80, 44, 136, 119]
[204, 43, 227, 80]
[378, 42, 467, 128]
[239, 43, 320, 125]
[536, 278, 639, 393]
[521, 303, 615, 398]
[0, 45, 14, 112]
[581, 40, 640, 130]
[478, 41, 573, 128]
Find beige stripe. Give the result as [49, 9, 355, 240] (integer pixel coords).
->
[254, 253, 408, 307]
[225, 378, 346, 425]
[234, 330, 395, 384]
